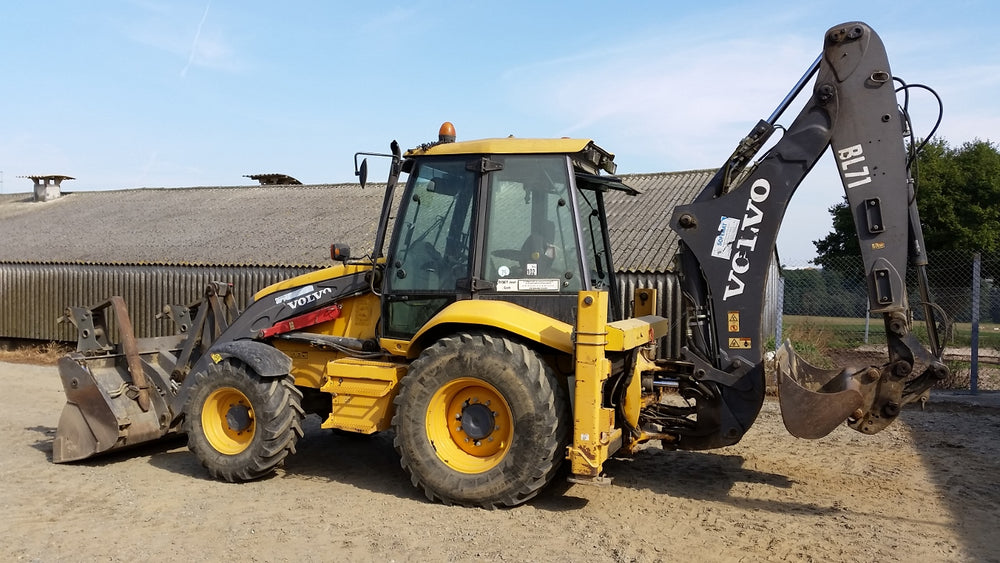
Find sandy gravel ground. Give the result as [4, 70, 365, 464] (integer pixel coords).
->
[2, 360, 998, 562]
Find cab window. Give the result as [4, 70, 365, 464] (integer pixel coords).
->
[384, 159, 475, 337]
[482, 155, 582, 293]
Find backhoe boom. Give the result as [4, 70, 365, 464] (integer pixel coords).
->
[669, 22, 948, 448]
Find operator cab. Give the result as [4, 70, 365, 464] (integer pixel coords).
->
[377, 124, 636, 340]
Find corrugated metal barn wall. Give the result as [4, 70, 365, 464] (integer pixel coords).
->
[615, 271, 683, 360]
[615, 257, 780, 359]
[2, 262, 779, 349]
[764, 257, 780, 344]
[0, 263, 318, 342]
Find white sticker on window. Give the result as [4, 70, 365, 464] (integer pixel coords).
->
[526, 263, 538, 276]
[496, 279, 519, 292]
[498, 265, 510, 278]
[495, 278, 560, 292]
[518, 279, 560, 291]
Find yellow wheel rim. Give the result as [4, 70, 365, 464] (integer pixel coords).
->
[425, 377, 514, 474]
[202, 387, 255, 455]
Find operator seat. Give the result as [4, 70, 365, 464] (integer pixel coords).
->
[519, 220, 556, 277]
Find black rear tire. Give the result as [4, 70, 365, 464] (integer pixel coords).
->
[392, 332, 570, 508]
[183, 361, 304, 482]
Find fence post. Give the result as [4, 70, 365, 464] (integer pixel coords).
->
[971, 252, 981, 394]
[864, 299, 871, 344]
[776, 276, 784, 348]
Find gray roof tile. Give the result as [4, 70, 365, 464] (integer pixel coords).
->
[0, 184, 385, 267]
[611, 170, 715, 272]
[0, 170, 713, 271]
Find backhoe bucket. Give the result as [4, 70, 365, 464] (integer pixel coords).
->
[53, 354, 176, 463]
[775, 340, 868, 439]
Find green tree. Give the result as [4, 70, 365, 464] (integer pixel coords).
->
[813, 138, 1000, 271]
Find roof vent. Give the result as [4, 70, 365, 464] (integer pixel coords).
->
[19, 175, 74, 202]
[244, 173, 302, 185]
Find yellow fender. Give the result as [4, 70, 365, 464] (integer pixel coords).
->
[381, 300, 574, 359]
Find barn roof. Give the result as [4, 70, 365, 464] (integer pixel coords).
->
[0, 170, 714, 272]
[0, 184, 382, 267]
[608, 170, 715, 273]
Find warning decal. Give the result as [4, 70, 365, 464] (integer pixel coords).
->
[727, 311, 740, 332]
[728, 337, 752, 349]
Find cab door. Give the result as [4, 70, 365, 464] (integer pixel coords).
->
[476, 155, 586, 325]
[382, 158, 476, 340]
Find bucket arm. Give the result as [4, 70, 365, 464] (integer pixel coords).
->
[668, 22, 948, 448]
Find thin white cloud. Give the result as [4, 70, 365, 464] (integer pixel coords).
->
[907, 64, 1000, 144]
[121, 0, 242, 76]
[180, 2, 211, 78]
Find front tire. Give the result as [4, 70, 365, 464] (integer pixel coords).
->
[392, 332, 570, 508]
[183, 361, 304, 482]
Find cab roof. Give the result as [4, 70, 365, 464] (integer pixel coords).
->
[405, 137, 617, 175]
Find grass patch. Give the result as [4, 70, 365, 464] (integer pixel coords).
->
[781, 315, 1000, 390]
[780, 317, 837, 368]
[0, 340, 72, 365]
[783, 315, 1000, 350]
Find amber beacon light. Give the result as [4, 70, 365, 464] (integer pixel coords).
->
[438, 122, 456, 143]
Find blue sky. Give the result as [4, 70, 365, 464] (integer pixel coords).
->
[2, 1, 997, 263]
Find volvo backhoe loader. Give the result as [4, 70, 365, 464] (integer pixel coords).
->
[53, 21, 949, 507]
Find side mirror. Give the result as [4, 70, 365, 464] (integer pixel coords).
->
[330, 243, 351, 262]
[357, 159, 368, 189]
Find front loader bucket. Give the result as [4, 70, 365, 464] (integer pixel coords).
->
[53, 288, 239, 463]
[53, 354, 175, 463]
[775, 340, 868, 439]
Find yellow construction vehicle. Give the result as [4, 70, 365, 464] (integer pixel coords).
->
[54, 22, 949, 507]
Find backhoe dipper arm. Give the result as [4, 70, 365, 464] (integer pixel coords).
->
[668, 22, 948, 449]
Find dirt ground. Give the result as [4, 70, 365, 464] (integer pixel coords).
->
[2, 360, 999, 563]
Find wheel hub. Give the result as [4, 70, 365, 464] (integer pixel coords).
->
[426, 377, 514, 473]
[460, 402, 495, 441]
[226, 404, 252, 432]
[202, 386, 257, 456]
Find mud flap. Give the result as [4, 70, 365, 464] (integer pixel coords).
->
[53, 354, 173, 463]
[775, 341, 866, 439]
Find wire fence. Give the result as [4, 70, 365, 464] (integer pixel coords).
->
[779, 250, 999, 392]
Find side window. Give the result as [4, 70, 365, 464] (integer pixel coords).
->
[482, 156, 582, 292]
[577, 188, 611, 289]
[387, 161, 474, 293]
